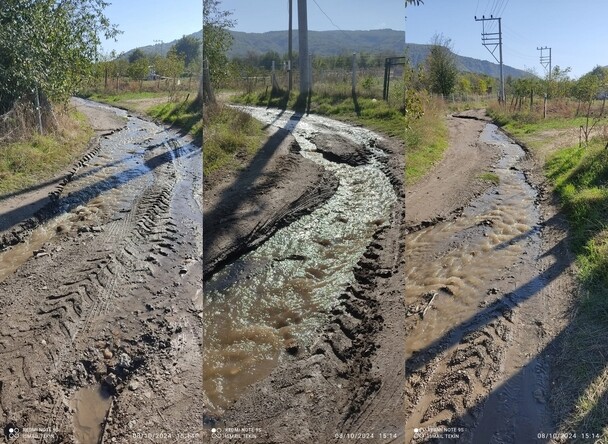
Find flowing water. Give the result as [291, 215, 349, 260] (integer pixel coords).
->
[406, 124, 540, 358]
[405, 123, 543, 441]
[203, 107, 397, 411]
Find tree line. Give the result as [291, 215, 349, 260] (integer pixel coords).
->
[90, 35, 201, 92]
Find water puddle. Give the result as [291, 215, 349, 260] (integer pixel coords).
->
[203, 107, 397, 411]
[0, 100, 189, 282]
[71, 384, 112, 444]
[405, 123, 540, 357]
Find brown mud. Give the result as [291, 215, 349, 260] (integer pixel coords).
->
[203, 107, 406, 443]
[404, 111, 575, 443]
[0, 98, 203, 443]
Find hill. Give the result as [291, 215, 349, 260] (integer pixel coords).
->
[229, 29, 530, 79]
[121, 28, 530, 79]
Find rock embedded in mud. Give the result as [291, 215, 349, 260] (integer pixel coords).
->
[103, 348, 113, 359]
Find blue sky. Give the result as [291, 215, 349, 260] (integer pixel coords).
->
[99, 0, 201, 56]
[221, 0, 405, 34]
[99, 1, 606, 78]
[405, 0, 608, 78]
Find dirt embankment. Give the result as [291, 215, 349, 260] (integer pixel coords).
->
[203, 108, 406, 443]
[203, 126, 338, 280]
[404, 110, 575, 442]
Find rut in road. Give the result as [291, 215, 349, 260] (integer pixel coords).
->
[405, 121, 557, 442]
[0, 100, 203, 442]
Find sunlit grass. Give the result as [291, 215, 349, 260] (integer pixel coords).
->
[0, 110, 93, 195]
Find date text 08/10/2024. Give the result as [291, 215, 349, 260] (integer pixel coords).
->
[334, 433, 398, 439]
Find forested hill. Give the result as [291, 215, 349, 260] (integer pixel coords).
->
[228, 29, 530, 79]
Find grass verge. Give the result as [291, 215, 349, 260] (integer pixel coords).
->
[0, 110, 93, 196]
[404, 95, 448, 185]
[148, 99, 202, 145]
[201, 103, 266, 177]
[546, 139, 608, 439]
[493, 106, 608, 439]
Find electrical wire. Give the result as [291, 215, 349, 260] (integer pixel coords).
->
[310, 0, 348, 37]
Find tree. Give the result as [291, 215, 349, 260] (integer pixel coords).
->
[574, 67, 607, 145]
[0, 0, 119, 115]
[172, 35, 201, 67]
[128, 48, 146, 64]
[158, 50, 185, 95]
[127, 57, 149, 90]
[200, 0, 236, 104]
[426, 34, 458, 97]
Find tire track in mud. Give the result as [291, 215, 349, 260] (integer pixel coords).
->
[404, 119, 558, 442]
[205, 107, 406, 443]
[0, 101, 203, 442]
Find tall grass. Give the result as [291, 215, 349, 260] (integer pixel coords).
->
[405, 93, 449, 185]
[202, 103, 265, 178]
[0, 108, 93, 195]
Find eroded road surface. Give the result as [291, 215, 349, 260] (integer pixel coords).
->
[0, 99, 203, 442]
[203, 107, 406, 443]
[405, 113, 572, 443]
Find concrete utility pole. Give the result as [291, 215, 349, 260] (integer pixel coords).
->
[298, 0, 310, 94]
[475, 15, 505, 103]
[288, 0, 293, 93]
[537, 46, 552, 80]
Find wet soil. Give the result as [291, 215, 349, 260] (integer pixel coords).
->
[405, 111, 575, 443]
[203, 107, 406, 443]
[0, 99, 203, 442]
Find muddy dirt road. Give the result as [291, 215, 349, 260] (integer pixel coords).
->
[0, 99, 203, 442]
[203, 107, 406, 443]
[405, 111, 574, 443]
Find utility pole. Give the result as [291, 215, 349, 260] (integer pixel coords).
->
[298, 0, 309, 94]
[288, 0, 293, 93]
[537, 46, 552, 118]
[537, 46, 552, 80]
[474, 15, 505, 103]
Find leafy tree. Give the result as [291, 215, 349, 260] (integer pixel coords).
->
[158, 49, 185, 95]
[574, 67, 608, 145]
[128, 57, 149, 90]
[0, 0, 119, 114]
[128, 48, 146, 64]
[426, 34, 458, 97]
[172, 35, 201, 67]
[200, 0, 236, 104]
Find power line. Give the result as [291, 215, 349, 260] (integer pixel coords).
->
[310, 0, 348, 37]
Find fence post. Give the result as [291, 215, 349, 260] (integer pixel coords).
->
[351, 53, 357, 95]
[34, 86, 43, 135]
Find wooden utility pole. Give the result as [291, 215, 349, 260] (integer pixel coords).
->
[298, 0, 309, 94]
[288, 0, 293, 93]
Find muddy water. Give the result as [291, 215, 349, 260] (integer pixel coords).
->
[405, 123, 541, 440]
[203, 107, 397, 410]
[405, 123, 540, 358]
[71, 385, 112, 444]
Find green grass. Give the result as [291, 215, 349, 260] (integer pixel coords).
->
[233, 86, 449, 185]
[546, 141, 608, 285]
[233, 85, 407, 144]
[478, 172, 500, 185]
[0, 110, 93, 195]
[85, 90, 167, 103]
[201, 103, 266, 177]
[148, 99, 202, 145]
[405, 94, 449, 185]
